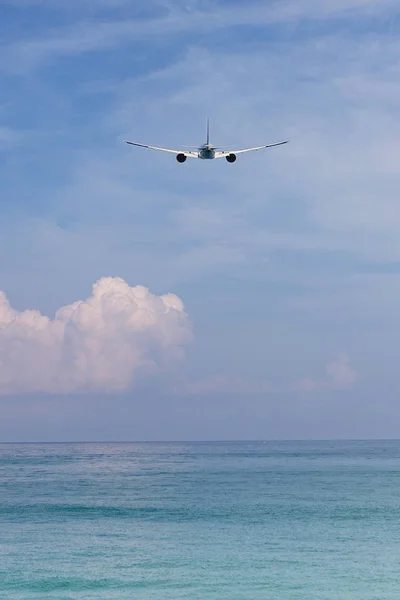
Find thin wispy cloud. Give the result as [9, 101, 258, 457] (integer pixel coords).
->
[294, 355, 358, 392]
[174, 356, 358, 396]
[0, 126, 21, 148]
[1, 0, 398, 73]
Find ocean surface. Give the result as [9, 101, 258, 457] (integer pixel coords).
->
[0, 440, 399, 599]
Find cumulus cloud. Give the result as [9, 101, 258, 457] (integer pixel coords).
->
[294, 354, 358, 392]
[0, 277, 192, 395]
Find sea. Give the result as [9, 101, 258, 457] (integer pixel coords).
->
[0, 440, 399, 599]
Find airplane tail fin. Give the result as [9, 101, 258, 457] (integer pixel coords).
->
[206, 118, 210, 145]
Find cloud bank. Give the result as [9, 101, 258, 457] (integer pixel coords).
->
[174, 355, 358, 396]
[0, 277, 192, 395]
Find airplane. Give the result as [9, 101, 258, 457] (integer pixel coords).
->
[125, 119, 289, 163]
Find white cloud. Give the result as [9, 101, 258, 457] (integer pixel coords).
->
[0, 276, 192, 395]
[294, 354, 358, 391]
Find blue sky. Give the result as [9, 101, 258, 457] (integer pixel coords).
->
[1, 0, 400, 441]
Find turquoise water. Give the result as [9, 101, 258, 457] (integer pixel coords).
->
[1, 440, 399, 599]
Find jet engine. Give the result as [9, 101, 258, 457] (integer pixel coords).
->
[176, 153, 187, 163]
[226, 153, 236, 163]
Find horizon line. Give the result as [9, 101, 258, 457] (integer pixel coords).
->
[1, 438, 400, 444]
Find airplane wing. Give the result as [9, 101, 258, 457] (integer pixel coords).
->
[214, 140, 289, 158]
[125, 141, 198, 157]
